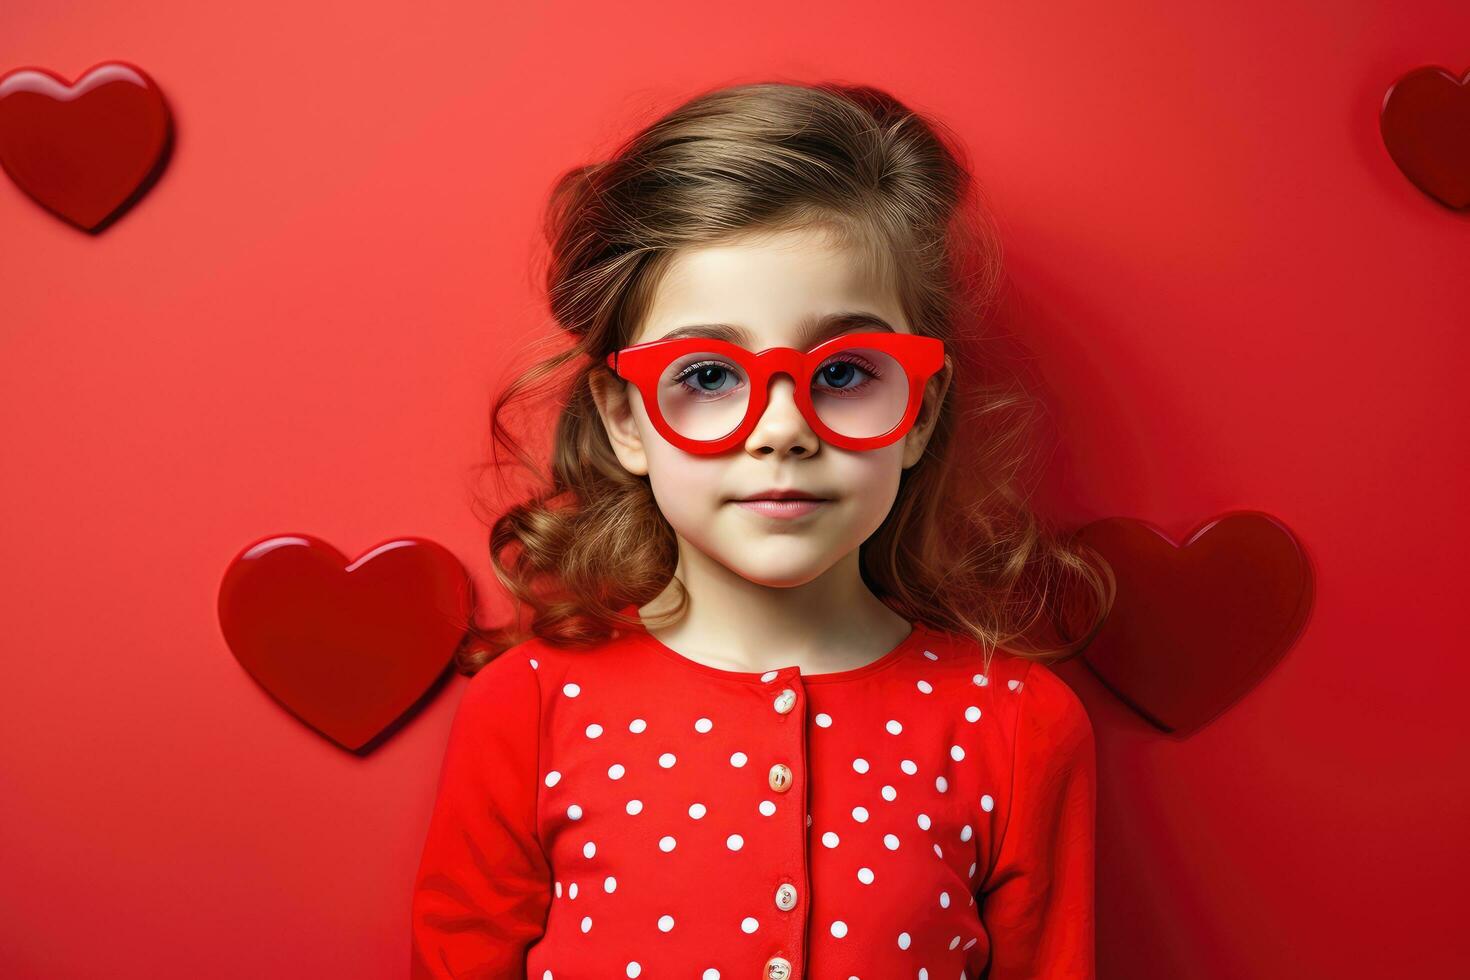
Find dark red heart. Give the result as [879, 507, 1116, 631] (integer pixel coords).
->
[1380, 65, 1470, 210]
[1074, 511, 1313, 736]
[0, 61, 172, 231]
[218, 535, 472, 751]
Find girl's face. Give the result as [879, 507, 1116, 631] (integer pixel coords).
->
[591, 225, 952, 590]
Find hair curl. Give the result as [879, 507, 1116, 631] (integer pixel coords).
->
[459, 79, 1113, 676]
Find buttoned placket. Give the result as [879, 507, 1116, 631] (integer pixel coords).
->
[760, 667, 808, 980]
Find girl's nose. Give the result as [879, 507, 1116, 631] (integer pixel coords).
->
[744, 375, 819, 455]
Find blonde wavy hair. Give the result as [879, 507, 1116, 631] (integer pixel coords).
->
[460, 79, 1113, 675]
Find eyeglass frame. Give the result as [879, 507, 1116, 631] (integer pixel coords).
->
[603, 330, 946, 454]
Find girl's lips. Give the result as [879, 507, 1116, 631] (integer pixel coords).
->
[732, 498, 829, 518]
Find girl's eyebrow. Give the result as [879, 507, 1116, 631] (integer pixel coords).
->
[656, 311, 897, 347]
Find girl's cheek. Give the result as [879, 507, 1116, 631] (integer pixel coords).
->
[643, 453, 727, 529]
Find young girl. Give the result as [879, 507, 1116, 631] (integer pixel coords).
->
[410, 80, 1109, 980]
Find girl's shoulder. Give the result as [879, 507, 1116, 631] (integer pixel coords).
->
[911, 624, 1087, 732]
[478, 627, 648, 691]
[911, 622, 1033, 687]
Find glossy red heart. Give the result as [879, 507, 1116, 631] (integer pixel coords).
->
[218, 535, 472, 752]
[1074, 511, 1313, 736]
[1380, 65, 1470, 209]
[0, 61, 172, 231]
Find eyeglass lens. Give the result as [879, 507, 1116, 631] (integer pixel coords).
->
[656, 344, 910, 442]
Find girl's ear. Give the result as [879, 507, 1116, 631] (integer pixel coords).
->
[588, 366, 651, 476]
[901, 354, 953, 469]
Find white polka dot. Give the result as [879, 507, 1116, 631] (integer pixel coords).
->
[585, 723, 603, 738]
[883, 833, 900, 850]
[626, 799, 643, 815]
[689, 802, 707, 819]
[857, 867, 874, 884]
[658, 914, 674, 932]
[567, 804, 583, 820]
[629, 718, 647, 733]
[1008, 678, 1023, 691]
[919, 968, 928, 980]
[961, 824, 973, 841]
[900, 759, 917, 775]
[940, 890, 951, 908]
[981, 794, 995, 812]
[658, 835, 676, 852]
[760, 670, 779, 683]
[562, 682, 580, 697]
[658, 752, 677, 768]
[604, 876, 617, 892]
[583, 841, 596, 858]
[759, 800, 776, 816]
[815, 712, 833, 727]
[922, 649, 938, 661]
[973, 673, 988, 687]
[529, 658, 539, 669]
[626, 963, 641, 979]
[608, 763, 625, 780]
[898, 931, 912, 950]
[852, 758, 870, 774]
[917, 679, 933, 694]
[950, 744, 965, 762]
[964, 705, 981, 722]
[580, 915, 592, 932]
[806, 813, 812, 827]
[545, 771, 562, 787]
[730, 752, 748, 767]
[741, 916, 759, 934]
[830, 920, 848, 938]
[569, 881, 578, 899]
[702, 971, 720, 980]
[881, 785, 897, 801]
[726, 833, 744, 851]
[950, 935, 961, 949]
[822, 831, 840, 848]
[554, 881, 562, 897]
[885, 719, 903, 735]
[933, 842, 943, 857]
[694, 717, 713, 733]
[852, 806, 869, 822]
[936, 775, 949, 793]
[917, 813, 931, 830]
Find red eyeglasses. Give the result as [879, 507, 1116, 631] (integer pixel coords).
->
[604, 331, 945, 454]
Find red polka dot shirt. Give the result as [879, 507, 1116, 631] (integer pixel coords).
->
[410, 606, 1097, 979]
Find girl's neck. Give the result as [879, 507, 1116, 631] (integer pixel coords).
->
[636, 561, 913, 676]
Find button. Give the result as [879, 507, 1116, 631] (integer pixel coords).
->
[768, 763, 793, 793]
[764, 955, 793, 979]
[773, 688, 797, 714]
[774, 882, 798, 911]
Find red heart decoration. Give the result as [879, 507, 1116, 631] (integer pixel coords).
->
[218, 535, 472, 752]
[0, 61, 172, 231]
[1074, 511, 1314, 736]
[1380, 65, 1470, 209]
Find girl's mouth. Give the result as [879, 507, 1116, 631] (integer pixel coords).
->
[731, 498, 829, 519]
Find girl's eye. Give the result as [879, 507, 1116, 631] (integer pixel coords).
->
[670, 359, 744, 395]
[815, 353, 882, 392]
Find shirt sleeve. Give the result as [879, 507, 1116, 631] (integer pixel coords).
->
[410, 649, 551, 979]
[976, 661, 1098, 979]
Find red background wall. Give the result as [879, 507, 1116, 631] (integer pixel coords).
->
[3, 2, 1466, 977]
